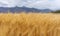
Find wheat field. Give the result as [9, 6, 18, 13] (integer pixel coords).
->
[0, 13, 60, 36]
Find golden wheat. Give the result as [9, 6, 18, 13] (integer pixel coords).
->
[0, 13, 60, 36]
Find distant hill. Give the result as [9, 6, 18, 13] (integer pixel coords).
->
[0, 6, 52, 13]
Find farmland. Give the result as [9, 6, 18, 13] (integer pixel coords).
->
[0, 13, 60, 36]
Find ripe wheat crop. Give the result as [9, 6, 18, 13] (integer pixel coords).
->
[0, 13, 60, 36]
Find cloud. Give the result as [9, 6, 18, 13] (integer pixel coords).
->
[17, 0, 50, 8]
[0, 0, 60, 10]
[17, 0, 60, 10]
[0, 0, 19, 7]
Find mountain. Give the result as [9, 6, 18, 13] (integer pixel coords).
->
[0, 6, 52, 13]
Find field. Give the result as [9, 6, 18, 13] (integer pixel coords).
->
[0, 13, 60, 36]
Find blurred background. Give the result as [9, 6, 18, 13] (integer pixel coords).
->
[0, 0, 60, 13]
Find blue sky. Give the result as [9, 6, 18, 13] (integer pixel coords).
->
[0, 0, 60, 10]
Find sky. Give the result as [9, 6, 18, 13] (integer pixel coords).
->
[0, 0, 60, 10]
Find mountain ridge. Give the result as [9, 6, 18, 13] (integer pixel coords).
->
[0, 6, 52, 13]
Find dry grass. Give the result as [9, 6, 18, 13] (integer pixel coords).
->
[0, 13, 60, 36]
